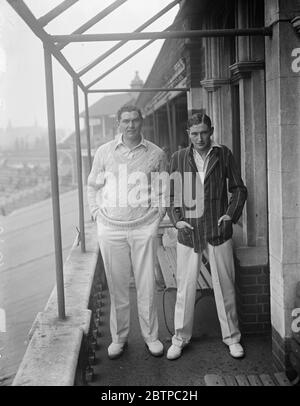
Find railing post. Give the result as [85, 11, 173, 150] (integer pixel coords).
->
[166, 101, 173, 151]
[73, 80, 86, 252]
[43, 45, 66, 320]
[171, 101, 177, 153]
[153, 111, 158, 145]
[84, 92, 92, 172]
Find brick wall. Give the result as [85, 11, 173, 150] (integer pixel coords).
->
[272, 327, 299, 380]
[272, 327, 289, 371]
[235, 258, 271, 335]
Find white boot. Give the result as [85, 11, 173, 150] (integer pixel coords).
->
[108, 342, 126, 359]
[229, 343, 244, 359]
[145, 340, 164, 357]
[166, 344, 183, 360]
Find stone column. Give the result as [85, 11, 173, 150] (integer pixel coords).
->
[228, 0, 268, 248]
[186, 87, 204, 116]
[199, 79, 231, 144]
[265, 0, 300, 372]
[200, 35, 232, 144]
[184, 40, 205, 116]
[229, 61, 266, 246]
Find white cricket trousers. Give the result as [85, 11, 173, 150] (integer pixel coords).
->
[172, 239, 241, 347]
[97, 219, 160, 344]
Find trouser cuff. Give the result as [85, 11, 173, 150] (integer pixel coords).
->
[172, 335, 190, 348]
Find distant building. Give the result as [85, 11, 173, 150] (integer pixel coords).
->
[0, 122, 65, 151]
[130, 70, 144, 100]
[0, 122, 45, 150]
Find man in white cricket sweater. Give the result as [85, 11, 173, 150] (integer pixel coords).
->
[87, 105, 167, 359]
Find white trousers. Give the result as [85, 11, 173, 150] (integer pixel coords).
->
[97, 219, 160, 344]
[172, 239, 241, 347]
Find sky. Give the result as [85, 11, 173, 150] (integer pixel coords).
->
[0, 0, 179, 134]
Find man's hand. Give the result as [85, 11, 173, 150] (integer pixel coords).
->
[176, 221, 194, 230]
[218, 214, 232, 227]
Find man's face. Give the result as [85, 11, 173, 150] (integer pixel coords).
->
[118, 111, 143, 140]
[188, 123, 213, 153]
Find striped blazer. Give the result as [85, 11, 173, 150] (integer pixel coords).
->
[167, 144, 247, 253]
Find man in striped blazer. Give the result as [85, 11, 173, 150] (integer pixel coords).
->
[166, 113, 247, 360]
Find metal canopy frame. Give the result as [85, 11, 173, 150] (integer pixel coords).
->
[57, 0, 128, 50]
[52, 27, 272, 43]
[78, 0, 181, 77]
[6, 0, 273, 320]
[88, 88, 189, 93]
[38, 0, 79, 27]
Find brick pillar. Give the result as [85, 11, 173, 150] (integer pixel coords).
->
[235, 247, 270, 335]
[265, 0, 300, 373]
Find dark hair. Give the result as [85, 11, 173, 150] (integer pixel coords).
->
[187, 113, 212, 129]
[117, 105, 143, 122]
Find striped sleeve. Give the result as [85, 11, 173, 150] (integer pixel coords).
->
[225, 149, 247, 223]
[156, 150, 168, 219]
[167, 151, 184, 227]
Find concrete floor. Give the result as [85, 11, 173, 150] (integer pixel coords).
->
[90, 286, 273, 386]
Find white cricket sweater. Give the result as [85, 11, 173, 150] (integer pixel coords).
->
[87, 134, 167, 229]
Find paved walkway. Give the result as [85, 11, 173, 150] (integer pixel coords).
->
[90, 286, 273, 386]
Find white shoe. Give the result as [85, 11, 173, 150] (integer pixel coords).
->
[146, 340, 164, 357]
[167, 344, 183, 360]
[108, 342, 126, 359]
[229, 343, 244, 359]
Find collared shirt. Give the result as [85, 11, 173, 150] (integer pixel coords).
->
[193, 141, 221, 183]
[87, 134, 167, 226]
[114, 133, 148, 160]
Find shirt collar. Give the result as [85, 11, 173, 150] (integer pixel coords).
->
[210, 140, 221, 149]
[202, 140, 221, 157]
[114, 133, 148, 151]
[190, 140, 221, 157]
